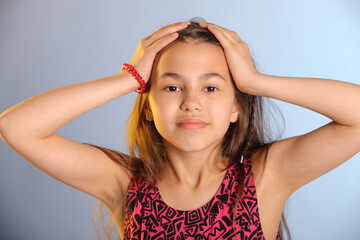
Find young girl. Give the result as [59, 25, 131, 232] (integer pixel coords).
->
[1, 17, 359, 240]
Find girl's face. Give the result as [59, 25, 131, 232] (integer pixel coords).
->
[147, 40, 241, 153]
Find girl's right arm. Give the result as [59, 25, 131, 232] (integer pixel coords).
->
[0, 72, 141, 212]
[0, 21, 190, 212]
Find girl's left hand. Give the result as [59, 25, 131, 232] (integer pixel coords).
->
[199, 21, 260, 93]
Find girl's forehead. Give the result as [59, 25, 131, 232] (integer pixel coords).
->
[159, 41, 225, 62]
[153, 41, 230, 80]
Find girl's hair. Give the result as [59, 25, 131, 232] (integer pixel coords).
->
[84, 17, 290, 240]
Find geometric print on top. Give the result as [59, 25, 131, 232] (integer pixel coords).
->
[123, 153, 281, 240]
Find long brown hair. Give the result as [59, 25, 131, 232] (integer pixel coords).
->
[84, 17, 291, 240]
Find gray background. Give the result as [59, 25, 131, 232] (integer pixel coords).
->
[1, 0, 359, 239]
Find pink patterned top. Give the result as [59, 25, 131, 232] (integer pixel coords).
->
[123, 154, 281, 239]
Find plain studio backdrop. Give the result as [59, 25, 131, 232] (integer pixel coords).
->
[0, 0, 359, 239]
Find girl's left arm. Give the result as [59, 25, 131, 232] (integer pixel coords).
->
[246, 74, 360, 192]
[200, 21, 360, 194]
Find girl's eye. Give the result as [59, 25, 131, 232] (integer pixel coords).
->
[165, 86, 180, 92]
[205, 86, 218, 92]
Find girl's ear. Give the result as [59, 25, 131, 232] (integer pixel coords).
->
[145, 108, 154, 121]
[230, 100, 241, 123]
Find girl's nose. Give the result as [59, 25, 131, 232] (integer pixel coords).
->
[180, 92, 202, 112]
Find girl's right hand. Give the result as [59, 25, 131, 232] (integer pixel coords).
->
[125, 21, 191, 84]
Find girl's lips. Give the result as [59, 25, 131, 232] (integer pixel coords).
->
[177, 117, 208, 124]
[177, 122, 208, 130]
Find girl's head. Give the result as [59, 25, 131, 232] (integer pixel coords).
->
[145, 33, 241, 155]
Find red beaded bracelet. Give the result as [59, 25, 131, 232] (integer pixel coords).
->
[121, 63, 147, 93]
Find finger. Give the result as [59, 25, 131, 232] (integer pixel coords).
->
[142, 21, 187, 42]
[143, 21, 190, 47]
[146, 31, 180, 55]
[203, 24, 233, 47]
[208, 24, 242, 42]
[199, 21, 243, 43]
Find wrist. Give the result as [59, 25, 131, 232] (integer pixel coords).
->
[113, 70, 144, 93]
[236, 72, 263, 96]
[121, 63, 147, 94]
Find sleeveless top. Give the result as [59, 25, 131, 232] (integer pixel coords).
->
[123, 154, 281, 240]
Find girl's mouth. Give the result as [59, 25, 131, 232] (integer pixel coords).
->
[177, 122, 208, 130]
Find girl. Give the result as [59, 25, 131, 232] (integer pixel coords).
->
[1, 17, 360, 240]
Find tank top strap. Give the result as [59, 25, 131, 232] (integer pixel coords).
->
[125, 173, 150, 216]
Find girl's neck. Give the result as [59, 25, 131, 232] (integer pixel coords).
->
[160, 151, 230, 189]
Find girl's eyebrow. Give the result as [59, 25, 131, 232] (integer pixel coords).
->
[159, 72, 225, 81]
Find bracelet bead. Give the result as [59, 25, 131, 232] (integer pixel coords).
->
[121, 63, 146, 94]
